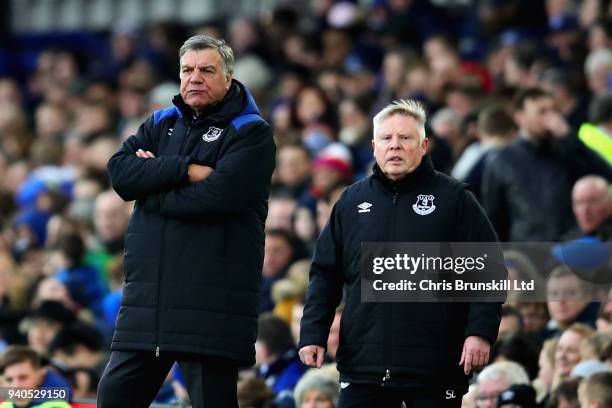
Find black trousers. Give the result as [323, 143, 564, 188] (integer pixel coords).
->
[97, 350, 239, 408]
[337, 383, 465, 408]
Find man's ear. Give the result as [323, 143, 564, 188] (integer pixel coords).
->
[514, 111, 523, 128]
[421, 137, 429, 152]
[36, 367, 46, 387]
[371, 139, 375, 151]
[226, 73, 233, 89]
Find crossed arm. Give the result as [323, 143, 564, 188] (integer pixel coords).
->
[108, 119, 276, 216]
[135, 148, 213, 184]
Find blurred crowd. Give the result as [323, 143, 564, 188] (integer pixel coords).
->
[1, 0, 612, 407]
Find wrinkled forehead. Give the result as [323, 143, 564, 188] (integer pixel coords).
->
[375, 113, 420, 136]
[179, 48, 222, 67]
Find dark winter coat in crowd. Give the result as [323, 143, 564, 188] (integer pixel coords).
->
[482, 136, 612, 242]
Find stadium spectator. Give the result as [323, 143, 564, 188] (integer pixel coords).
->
[482, 87, 612, 242]
[533, 338, 557, 406]
[92, 190, 130, 262]
[0, 345, 71, 407]
[516, 302, 550, 336]
[273, 144, 312, 199]
[266, 194, 298, 232]
[293, 370, 340, 408]
[261, 229, 298, 313]
[20, 301, 76, 357]
[546, 267, 599, 338]
[496, 383, 537, 408]
[475, 361, 530, 408]
[256, 313, 306, 406]
[578, 371, 612, 408]
[587, 16, 612, 52]
[491, 334, 540, 380]
[48, 323, 108, 379]
[554, 324, 596, 385]
[548, 377, 581, 408]
[539, 68, 588, 132]
[498, 305, 523, 339]
[579, 93, 612, 165]
[453, 104, 516, 199]
[585, 48, 612, 97]
[568, 176, 612, 240]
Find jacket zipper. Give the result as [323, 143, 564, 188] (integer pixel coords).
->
[154, 219, 166, 358]
[154, 122, 192, 358]
[383, 185, 398, 384]
[382, 369, 391, 386]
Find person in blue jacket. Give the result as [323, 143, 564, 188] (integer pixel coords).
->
[0, 345, 72, 408]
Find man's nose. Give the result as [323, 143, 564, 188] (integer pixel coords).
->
[388, 135, 401, 149]
[190, 71, 204, 83]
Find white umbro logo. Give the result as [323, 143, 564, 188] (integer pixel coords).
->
[357, 202, 372, 213]
[340, 382, 350, 389]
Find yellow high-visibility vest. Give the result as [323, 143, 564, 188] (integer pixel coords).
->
[0, 401, 70, 408]
[578, 123, 612, 165]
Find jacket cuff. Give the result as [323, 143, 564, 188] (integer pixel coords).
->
[464, 329, 496, 346]
[181, 156, 193, 184]
[298, 334, 328, 351]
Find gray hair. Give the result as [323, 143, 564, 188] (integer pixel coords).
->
[477, 361, 530, 386]
[431, 107, 461, 130]
[178, 35, 235, 76]
[372, 99, 427, 142]
[585, 49, 612, 78]
[293, 371, 340, 406]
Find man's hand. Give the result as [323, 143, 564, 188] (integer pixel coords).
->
[459, 336, 490, 375]
[188, 164, 214, 183]
[135, 150, 213, 183]
[543, 111, 570, 138]
[136, 149, 156, 158]
[299, 345, 325, 368]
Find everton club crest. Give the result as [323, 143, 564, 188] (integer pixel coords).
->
[412, 194, 436, 215]
[202, 126, 223, 142]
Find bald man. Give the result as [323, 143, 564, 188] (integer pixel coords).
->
[94, 190, 130, 255]
[571, 175, 612, 240]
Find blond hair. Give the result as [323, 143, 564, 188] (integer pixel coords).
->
[373, 99, 427, 142]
